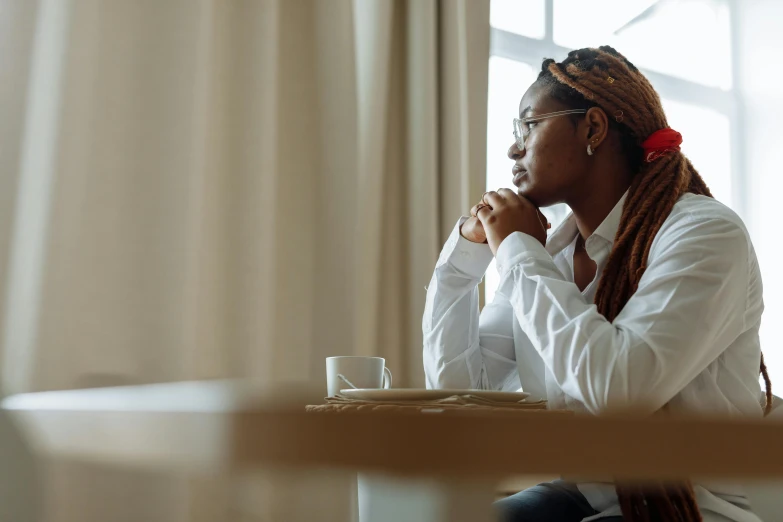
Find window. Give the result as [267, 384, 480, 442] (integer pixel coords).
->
[553, 0, 732, 89]
[485, 1, 743, 320]
[489, 0, 545, 39]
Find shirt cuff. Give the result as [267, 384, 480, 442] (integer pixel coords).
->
[435, 217, 494, 278]
[495, 231, 550, 277]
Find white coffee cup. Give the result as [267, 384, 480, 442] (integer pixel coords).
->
[326, 356, 392, 397]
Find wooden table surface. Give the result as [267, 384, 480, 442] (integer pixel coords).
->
[4, 380, 783, 481]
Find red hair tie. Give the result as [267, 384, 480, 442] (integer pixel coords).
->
[641, 128, 682, 162]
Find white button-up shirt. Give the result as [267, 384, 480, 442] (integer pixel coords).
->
[422, 193, 764, 521]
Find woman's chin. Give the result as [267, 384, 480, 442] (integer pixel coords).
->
[517, 185, 551, 207]
[516, 184, 538, 201]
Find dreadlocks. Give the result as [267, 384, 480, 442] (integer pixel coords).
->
[536, 45, 773, 522]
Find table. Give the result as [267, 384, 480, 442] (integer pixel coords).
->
[4, 380, 783, 521]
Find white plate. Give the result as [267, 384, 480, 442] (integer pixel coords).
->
[339, 388, 529, 402]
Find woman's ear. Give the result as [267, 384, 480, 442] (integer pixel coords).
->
[584, 107, 610, 151]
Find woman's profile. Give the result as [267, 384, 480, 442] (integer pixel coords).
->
[423, 46, 769, 522]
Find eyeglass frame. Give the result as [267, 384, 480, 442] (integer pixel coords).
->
[512, 109, 587, 150]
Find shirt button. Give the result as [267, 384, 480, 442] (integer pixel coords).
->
[460, 251, 470, 258]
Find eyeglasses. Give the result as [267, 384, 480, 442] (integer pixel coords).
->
[513, 109, 587, 150]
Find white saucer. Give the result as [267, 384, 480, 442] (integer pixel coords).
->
[339, 388, 530, 402]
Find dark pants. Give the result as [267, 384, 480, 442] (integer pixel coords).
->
[494, 480, 624, 522]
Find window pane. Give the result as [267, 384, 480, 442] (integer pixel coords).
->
[553, 0, 732, 89]
[661, 99, 733, 208]
[485, 57, 570, 304]
[490, 0, 545, 39]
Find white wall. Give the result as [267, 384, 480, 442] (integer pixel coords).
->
[735, 0, 783, 379]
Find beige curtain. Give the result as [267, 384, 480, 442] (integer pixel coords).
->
[0, 0, 489, 520]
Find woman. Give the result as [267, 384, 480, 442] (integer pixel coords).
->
[422, 46, 770, 522]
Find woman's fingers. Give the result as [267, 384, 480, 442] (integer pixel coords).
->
[476, 204, 493, 226]
[470, 202, 487, 217]
[482, 190, 506, 208]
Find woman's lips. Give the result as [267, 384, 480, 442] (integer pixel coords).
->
[512, 167, 527, 187]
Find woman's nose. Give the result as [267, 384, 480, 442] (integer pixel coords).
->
[508, 141, 523, 160]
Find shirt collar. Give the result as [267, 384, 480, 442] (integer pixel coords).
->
[592, 191, 628, 244]
[545, 191, 628, 257]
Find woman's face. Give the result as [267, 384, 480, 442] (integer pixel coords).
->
[508, 81, 592, 207]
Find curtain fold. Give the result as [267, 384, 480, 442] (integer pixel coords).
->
[0, 0, 489, 519]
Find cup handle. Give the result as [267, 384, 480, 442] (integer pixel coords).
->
[382, 367, 393, 389]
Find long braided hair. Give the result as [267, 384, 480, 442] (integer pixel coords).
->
[536, 46, 773, 522]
